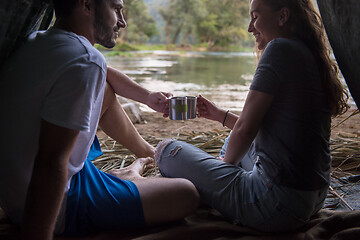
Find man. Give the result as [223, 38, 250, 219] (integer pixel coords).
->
[0, 0, 199, 239]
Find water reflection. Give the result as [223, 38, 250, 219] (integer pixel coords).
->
[105, 51, 257, 112]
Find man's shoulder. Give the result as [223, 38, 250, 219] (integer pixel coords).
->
[31, 28, 105, 68]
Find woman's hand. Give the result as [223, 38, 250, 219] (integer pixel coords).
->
[146, 92, 173, 117]
[197, 95, 226, 123]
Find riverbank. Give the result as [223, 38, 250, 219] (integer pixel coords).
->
[98, 105, 360, 211]
[97, 105, 360, 211]
[131, 107, 360, 211]
[133, 108, 360, 141]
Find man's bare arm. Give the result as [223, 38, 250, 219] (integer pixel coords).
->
[107, 66, 152, 104]
[22, 120, 79, 240]
[106, 66, 171, 115]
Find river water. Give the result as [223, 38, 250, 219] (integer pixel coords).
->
[105, 50, 355, 112]
[105, 50, 257, 112]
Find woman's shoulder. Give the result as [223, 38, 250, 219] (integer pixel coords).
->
[262, 38, 310, 63]
[265, 38, 300, 49]
[266, 38, 308, 54]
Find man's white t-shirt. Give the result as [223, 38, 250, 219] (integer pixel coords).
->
[0, 28, 107, 230]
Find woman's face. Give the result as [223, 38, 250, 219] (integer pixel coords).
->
[248, 0, 284, 50]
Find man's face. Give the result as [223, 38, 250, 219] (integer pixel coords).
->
[94, 0, 126, 48]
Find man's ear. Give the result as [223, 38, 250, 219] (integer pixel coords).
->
[79, 0, 92, 15]
[279, 7, 290, 26]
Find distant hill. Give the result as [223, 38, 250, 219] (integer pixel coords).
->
[144, 0, 169, 43]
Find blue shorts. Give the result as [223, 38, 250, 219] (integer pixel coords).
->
[64, 136, 146, 236]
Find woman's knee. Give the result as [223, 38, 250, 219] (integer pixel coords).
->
[154, 138, 174, 162]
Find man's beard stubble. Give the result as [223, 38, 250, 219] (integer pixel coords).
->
[93, 7, 118, 48]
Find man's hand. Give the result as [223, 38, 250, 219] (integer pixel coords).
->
[146, 92, 172, 117]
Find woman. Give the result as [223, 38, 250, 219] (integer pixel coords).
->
[155, 0, 348, 232]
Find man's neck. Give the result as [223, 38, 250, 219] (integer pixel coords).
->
[53, 18, 95, 45]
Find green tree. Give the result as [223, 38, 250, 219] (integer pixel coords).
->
[159, 5, 175, 45]
[197, 0, 249, 48]
[159, 0, 250, 48]
[159, 0, 206, 45]
[121, 0, 157, 44]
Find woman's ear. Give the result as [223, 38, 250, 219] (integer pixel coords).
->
[279, 7, 290, 26]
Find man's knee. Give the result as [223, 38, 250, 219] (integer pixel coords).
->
[174, 178, 200, 211]
[103, 82, 116, 104]
[100, 82, 118, 117]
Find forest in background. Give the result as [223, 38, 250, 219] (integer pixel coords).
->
[112, 0, 252, 51]
[105, 0, 318, 52]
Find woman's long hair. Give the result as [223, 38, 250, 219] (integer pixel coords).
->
[258, 0, 349, 116]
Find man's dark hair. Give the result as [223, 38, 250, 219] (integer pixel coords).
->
[52, 0, 78, 18]
[52, 0, 104, 18]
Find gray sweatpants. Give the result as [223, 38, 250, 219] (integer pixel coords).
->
[155, 139, 328, 232]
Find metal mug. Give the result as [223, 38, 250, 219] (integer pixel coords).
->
[186, 96, 197, 119]
[169, 96, 188, 120]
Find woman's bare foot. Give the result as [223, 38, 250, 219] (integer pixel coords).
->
[108, 157, 155, 181]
